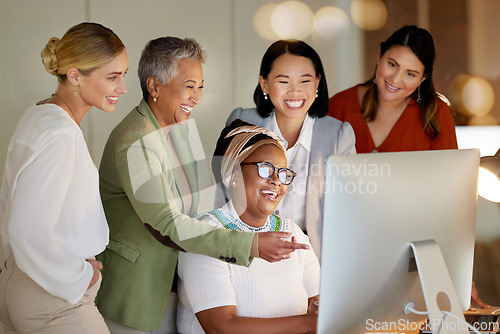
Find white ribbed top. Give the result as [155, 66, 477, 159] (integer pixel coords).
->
[176, 201, 320, 333]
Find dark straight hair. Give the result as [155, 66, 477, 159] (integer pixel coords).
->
[361, 25, 443, 138]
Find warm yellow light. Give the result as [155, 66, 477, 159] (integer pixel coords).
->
[350, 0, 387, 31]
[253, 4, 281, 41]
[462, 77, 494, 117]
[271, 1, 314, 40]
[313, 6, 350, 40]
[478, 168, 500, 203]
[449, 74, 472, 116]
[468, 114, 498, 126]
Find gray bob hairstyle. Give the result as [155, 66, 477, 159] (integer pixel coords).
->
[138, 36, 206, 100]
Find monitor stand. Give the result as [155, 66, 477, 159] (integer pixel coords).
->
[408, 240, 469, 334]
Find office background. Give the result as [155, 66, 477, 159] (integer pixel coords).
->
[1, 0, 500, 318]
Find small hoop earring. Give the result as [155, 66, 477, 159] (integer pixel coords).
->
[373, 78, 377, 84]
[153, 96, 158, 103]
[416, 85, 422, 104]
[263, 93, 268, 100]
[315, 90, 318, 98]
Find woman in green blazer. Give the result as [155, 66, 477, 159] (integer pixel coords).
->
[96, 36, 309, 333]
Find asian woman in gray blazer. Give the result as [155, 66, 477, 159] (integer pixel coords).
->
[226, 40, 356, 258]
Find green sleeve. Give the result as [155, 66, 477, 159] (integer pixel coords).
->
[114, 128, 254, 266]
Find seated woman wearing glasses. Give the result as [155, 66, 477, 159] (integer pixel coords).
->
[176, 120, 320, 334]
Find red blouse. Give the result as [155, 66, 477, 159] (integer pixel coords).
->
[328, 85, 458, 153]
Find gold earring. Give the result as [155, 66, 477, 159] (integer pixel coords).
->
[74, 88, 78, 97]
[416, 85, 421, 104]
[153, 96, 158, 102]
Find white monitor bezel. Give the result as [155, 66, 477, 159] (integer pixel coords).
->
[318, 149, 479, 333]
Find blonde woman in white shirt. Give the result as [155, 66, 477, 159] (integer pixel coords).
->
[177, 120, 320, 334]
[0, 22, 128, 333]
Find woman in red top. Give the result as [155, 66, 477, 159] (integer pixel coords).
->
[328, 25, 457, 153]
[329, 25, 490, 309]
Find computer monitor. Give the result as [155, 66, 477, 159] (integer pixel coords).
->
[318, 149, 480, 334]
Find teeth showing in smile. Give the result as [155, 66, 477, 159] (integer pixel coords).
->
[180, 105, 192, 113]
[385, 83, 399, 92]
[261, 189, 278, 200]
[107, 96, 118, 102]
[285, 100, 304, 108]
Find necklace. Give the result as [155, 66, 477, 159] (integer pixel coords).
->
[197, 208, 286, 233]
[53, 93, 79, 125]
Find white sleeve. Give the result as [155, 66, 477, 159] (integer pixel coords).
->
[6, 128, 93, 304]
[290, 222, 321, 297]
[178, 251, 236, 314]
[337, 121, 357, 155]
[178, 213, 237, 313]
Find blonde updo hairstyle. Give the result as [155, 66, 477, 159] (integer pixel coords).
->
[41, 22, 124, 81]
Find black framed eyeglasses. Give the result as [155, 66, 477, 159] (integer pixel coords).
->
[240, 162, 296, 185]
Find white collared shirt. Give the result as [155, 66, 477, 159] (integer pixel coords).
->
[266, 112, 315, 231]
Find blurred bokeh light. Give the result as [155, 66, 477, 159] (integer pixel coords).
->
[469, 114, 498, 126]
[254, 2, 353, 41]
[449, 74, 472, 115]
[351, 0, 387, 31]
[253, 3, 281, 41]
[462, 76, 494, 117]
[449, 74, 496, 125]
[478, 167, 500, 202]
[313, 6, 350, 40]
[271, 1, 314, 40]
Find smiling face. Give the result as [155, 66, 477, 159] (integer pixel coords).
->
[259, 53, 320, 124]
[232, 144, 288, 228]
[78, 49, 128, 112]
[155, 58, 204, 126]
[375, 45, 426, 105]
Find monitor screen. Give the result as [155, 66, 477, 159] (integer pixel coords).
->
[317, 149, 480, 333]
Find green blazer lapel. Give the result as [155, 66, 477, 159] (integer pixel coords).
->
[168, 122, 199, 216]
[137, 99, 162, 131]
[136, 99, 190, 210]
[137, 99, 200, 216]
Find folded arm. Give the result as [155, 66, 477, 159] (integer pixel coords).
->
[196, 298, 318, 334]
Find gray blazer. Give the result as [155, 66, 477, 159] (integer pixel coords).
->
[226, 107, 356, 258]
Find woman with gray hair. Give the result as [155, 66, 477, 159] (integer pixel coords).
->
[96, 36, 309, 333]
